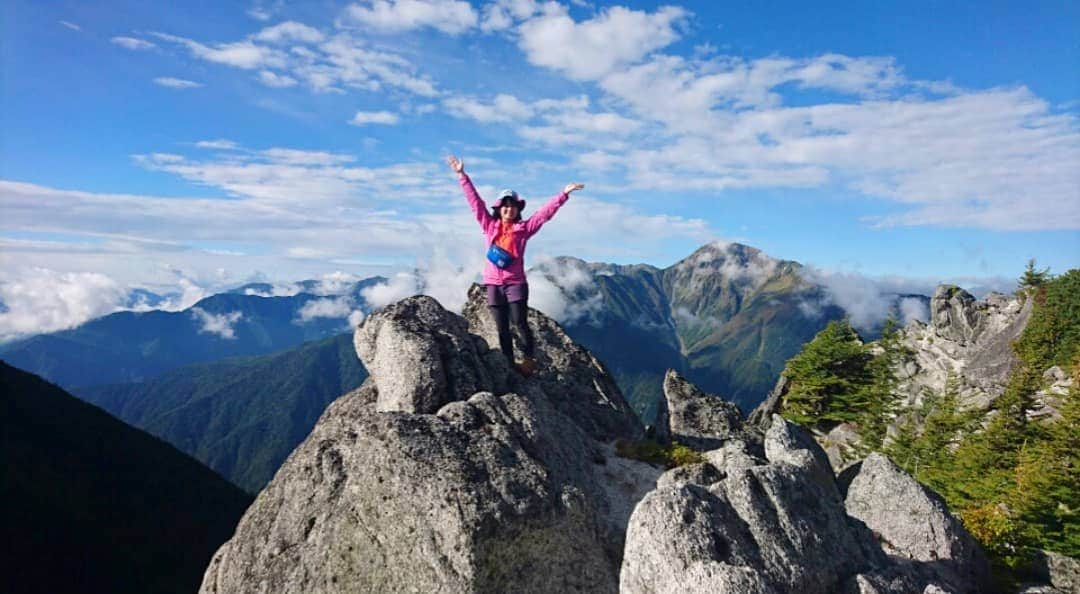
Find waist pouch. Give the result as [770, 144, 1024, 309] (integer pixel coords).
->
[487, 244, 514, 269]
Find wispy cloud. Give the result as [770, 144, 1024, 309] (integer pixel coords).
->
[59, 20, 81, 32]
[195, 139, 239, 150]
[149, 25, 438, 97]
[350, 110, 400, 125]
[258, 70, 298, 88]
[111, 36, 156, 50]
[153, 77, 203, 89]
[151, 32, 285, 70]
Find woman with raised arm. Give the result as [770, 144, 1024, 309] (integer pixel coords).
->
[447, 154, 583, 376]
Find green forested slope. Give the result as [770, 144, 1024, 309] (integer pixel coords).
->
[78, 332, 367, 492]
[777, 269, 1079, 588]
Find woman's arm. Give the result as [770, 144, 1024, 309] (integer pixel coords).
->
[448, 155, 495, 230]
[523, 182, 583, 237]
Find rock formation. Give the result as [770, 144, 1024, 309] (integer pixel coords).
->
[201, 289, 991, 594]
[201, 291, 648, 593]
[897, 285, 1032, 411]
[654, 369, 745, 449]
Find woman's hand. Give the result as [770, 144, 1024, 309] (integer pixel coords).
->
[447, 155, 465, 176]
[563, 182, 584, 195]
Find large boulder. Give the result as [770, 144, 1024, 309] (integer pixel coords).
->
[930, 285, 981, 345]
[656, 369, 744, 450]
[843, 453, 991, 593]
[353, 295, 505, 413]
[621, 415, 885, 594]
[201, 294, 647, 594]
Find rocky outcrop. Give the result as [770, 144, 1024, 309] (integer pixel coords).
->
[844, 453, 991, 593]
[1029, 366, 1074, 422]
[621, 413, 987, 594]
[655, 369, 744, 449]
[748, 374, 789, 429]
[353, 296, 505, 413]
[462, 284, 643, 442]
[898, 286, 1032, 411]
[201, 290, 991, 594]
[1025, 550, 1080, 594]
[201, 292, 647, 594]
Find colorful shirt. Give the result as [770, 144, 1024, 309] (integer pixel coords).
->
[459, 173, 569, 285]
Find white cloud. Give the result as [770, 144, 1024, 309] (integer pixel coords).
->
[517, 5, 689, 80]
[190, 307, 243, 339]
[258, 70, 298, 87]
[195, 139, 240, 150]
[443, 93, 534, 123]
[592, 50, 1080, 229]
[132, 148, 442, 204]
[348, 309, 366, 327]
[801, 267, 897, 331]
[164, 276, 211, 311]
[296, 296, 355, 322]
[528, 257, 605, 325]
[253, 21, 325, 43]
[153, 77, 203, 89]
[312, 271, 364, 295]
[361, 271, 422, 309]
[111, 36, 156, 50]
[480, 0, 545, 32]
[341, 0, 479, 35]
[358, 244, 480, 313]
[350, 110, 400, 125]
[246, 0, 284, 21]
[898, 296, 930, 325]
[151, 32, 287, 70]
[0, 269, 128, 342]
[150, 24, 439, 98]
[59, 20, 81, 31]
[443, 92, 642, 148]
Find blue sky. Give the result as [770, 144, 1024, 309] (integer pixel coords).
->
[1, 0, 1078, 337]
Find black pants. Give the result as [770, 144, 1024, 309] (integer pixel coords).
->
[491, 300, 535, 361]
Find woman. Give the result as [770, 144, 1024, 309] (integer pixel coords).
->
[447, 155, 583, 376]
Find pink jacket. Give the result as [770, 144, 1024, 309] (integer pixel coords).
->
[459, 173, 569, 285]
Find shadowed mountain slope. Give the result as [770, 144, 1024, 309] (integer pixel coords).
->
[1, 361, 252, 594]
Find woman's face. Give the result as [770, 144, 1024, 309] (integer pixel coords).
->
[499, 203, 519, 222]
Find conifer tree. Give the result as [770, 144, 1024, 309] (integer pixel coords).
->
[780, 319, 873, 424]
[1018, 259, 1051, 293]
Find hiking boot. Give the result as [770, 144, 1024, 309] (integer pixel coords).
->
[515, 357, 537, 377]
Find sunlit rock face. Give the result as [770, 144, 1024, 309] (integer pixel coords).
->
[200, 292, 988, 594]
[200, 293, 646, 594]
[897, 285, 1032, 411]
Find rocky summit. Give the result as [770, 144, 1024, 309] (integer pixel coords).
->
[200, 288, 989, 594]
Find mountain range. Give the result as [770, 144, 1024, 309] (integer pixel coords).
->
[536, 242, 848, 420]
[0, 277, 382, 391]
[2, 243, 923, 491]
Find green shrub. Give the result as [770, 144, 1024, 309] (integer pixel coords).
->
[615, 439, 705, 468]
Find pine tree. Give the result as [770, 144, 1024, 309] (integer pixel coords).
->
[780, 319, 873, 425]
[856, 315, 907, 453]
[1017, 259, 1051, 294]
